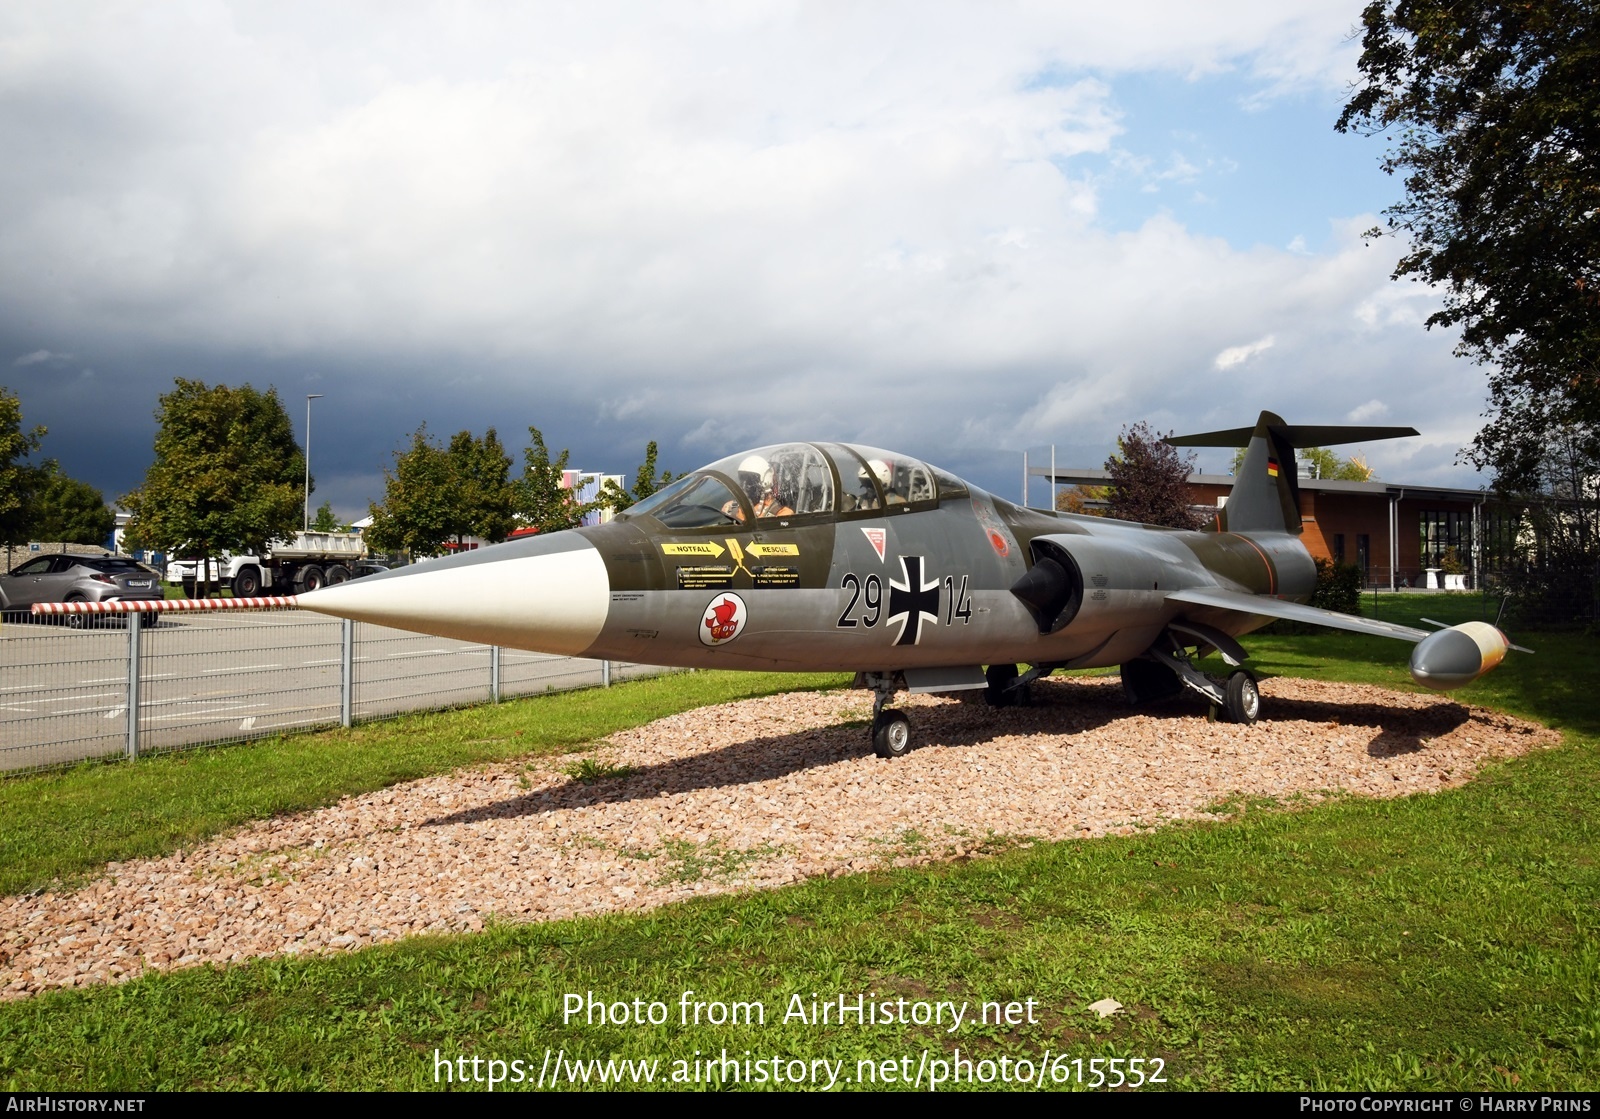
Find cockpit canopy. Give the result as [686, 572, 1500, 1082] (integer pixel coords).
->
[625, 442, 966, 530]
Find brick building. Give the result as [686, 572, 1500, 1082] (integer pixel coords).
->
[1033, 466, 1500, 591]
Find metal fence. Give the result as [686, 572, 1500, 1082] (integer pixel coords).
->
[0, 608, 673, 773]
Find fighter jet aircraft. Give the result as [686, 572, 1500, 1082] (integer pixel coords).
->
[276, 409, 1522, 758]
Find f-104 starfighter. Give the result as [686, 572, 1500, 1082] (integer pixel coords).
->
[296, 410, 1524, 758]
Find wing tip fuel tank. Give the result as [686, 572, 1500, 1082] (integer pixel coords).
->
[1409, 621, 1512, 691]
[296, 541, 611, 657]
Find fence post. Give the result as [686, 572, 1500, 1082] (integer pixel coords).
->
[125, 610, 142, 760]
[491, 645, 501, 703]
[341, 618, 354, 728]
[602, 659, 611, 687]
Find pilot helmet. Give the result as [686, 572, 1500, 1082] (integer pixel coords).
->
[866, 459, 893, 489]
[737, 454, 771, 500]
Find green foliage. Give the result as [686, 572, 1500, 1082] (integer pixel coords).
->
[0, 386, 47, 545]
[311, 501, 338, 532]
[514, 426, 591, 534]
[31, 463, 114, 545]
[598, 441, 676, 515]
[1231, 445, 1374, 481]
[1337, 0, 1600, 484]
[1105, 421, 1201, 529]
[119, 380, 305, 585]
[562, 757, 638, 784]
[1309, 558, 1363, 615]
[366, 426, 515, 555]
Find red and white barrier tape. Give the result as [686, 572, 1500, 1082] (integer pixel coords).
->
[31, 596, 299, 616]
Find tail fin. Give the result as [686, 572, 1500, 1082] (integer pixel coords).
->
[1166, 412, 1418, 535]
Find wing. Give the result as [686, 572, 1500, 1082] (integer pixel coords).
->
[1165, 587, 1430, 643]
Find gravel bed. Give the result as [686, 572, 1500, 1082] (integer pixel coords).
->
[0, 676, 1558, 999]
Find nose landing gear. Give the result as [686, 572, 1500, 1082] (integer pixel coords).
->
[860, 672, 915, 759]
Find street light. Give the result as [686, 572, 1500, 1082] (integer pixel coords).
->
[305, 394, 324, 532]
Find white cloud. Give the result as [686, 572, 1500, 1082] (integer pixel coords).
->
[1347, 399, 1389, 422]
[0, 2, 1494, 499]
[12, 349, 67, 366]
[1213, 335, 1277, 370]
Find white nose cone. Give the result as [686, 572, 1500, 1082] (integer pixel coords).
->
[297, 538, 610, 656]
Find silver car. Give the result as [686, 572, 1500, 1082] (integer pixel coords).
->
[0, 555, 163, 627]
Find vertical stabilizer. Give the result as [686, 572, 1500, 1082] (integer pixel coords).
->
[1222, 411, 1301, 534]
[1166, 413, 1419, 537]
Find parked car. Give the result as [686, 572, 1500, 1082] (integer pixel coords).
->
[0, 555, 163, 627]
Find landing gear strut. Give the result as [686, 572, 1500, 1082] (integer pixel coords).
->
[1130, 636, 1261, 726]
[860, 672, 915, 759]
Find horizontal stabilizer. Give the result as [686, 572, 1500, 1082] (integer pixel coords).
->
[1165, 424, 1418, 448]
[1165, 587, 1430, 643]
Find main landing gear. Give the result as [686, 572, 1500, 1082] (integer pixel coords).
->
[1122, 631, 1261, 726]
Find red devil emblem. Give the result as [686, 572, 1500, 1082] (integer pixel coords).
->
[699, 593, 747, 646]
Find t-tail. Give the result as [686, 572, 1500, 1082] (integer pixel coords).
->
[1166, 411, 1419, 535]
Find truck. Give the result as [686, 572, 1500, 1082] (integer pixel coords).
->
[164, 531, 370, 596]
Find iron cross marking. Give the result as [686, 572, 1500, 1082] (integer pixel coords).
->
[888, 555, 940, 646]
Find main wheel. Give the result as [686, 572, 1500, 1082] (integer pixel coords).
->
[872, 709, 912, 759]
[1224, 671, 1260, 725]
[324, 564, 351, 585]
[232, 566, 261, 597]
[985, 662, 1019, 707]
[298, 565, 326, 592]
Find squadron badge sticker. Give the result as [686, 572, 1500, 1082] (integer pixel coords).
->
[700, 593, 748, 646]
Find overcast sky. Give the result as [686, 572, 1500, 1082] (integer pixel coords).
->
[1, 2, 1490, 520]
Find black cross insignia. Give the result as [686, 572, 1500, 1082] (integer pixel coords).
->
[887, 555, 940, 646]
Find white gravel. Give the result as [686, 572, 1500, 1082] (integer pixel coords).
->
[0, 676, 1558, 999]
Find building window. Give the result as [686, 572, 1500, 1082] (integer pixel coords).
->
[1333, 533, 1345, 564]
[1419, 509, 1470, 569]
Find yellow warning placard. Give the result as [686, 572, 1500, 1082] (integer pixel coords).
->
[661, 542, 726, 558]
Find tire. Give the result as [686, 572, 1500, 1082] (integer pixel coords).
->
[985, 662, 1019, 707]
[63, 594, 88, 630]
[872, 709, 912, 759]
[1224, 670, 1260, 725]
[324, 564, 351, 585]
[298, 565, 326, 592]
[232, 566, 261, 598]
[140, 612, 158, 629]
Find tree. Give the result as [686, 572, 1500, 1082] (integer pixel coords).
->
[1055, 484, 1107, 515]
[1104, 422, 1202, 529]
[1232, 445, 1375, 481]
[0, 386, 46, 547]
[367, 426, 516, 556]
[32, 463, 114, 545]
[449, 427, 515, 544]
[515, 426, 592, 534]
[120, 380, 305, 597]
[311, 501, 338, 532]
[596, 440, 675, 515]
[1336, 1, 1600, 482]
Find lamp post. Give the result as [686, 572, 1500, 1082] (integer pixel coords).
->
[305, 393, 324, 532]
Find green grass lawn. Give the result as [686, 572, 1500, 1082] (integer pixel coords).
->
[1, 595, 1595, 1091]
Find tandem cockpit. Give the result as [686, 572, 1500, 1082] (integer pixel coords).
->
[620, 442, 969, 529]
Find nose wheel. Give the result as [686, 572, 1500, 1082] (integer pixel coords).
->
[858, 672, 917, 759]
[871, 709, 912, 759]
